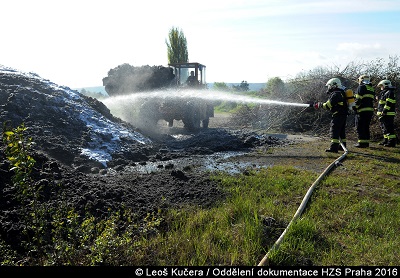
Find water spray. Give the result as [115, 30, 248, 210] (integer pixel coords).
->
[101, 89, 315, 130]
[103, 89, 312, 108]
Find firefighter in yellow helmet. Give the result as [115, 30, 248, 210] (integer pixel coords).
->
[353, 74, 375, 148]
[315, 78, 348, 153]
[376, 79, 397, 147]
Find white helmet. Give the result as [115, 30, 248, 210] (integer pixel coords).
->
[377, 79, 392, 88]
[358, 74, 370, 84]
[326, 78, 342, 90]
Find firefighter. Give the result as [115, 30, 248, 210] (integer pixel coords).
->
[376, 79, 397, 147]
[354, 74, 375, 148]
[315, 78, 348, 153]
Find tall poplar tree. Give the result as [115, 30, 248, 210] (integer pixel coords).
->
[166, 27, 189, 64]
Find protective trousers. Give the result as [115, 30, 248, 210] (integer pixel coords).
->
[329, 114, 347, 151]
[379, 116, 396, 144]
[355, 111, 373, 144]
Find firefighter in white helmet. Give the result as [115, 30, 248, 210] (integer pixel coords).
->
[376, 79, 397, 147]
[354, 74, 375, 148]
[315, 77, 348, 153]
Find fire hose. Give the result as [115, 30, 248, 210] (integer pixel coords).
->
[257, 142, 348, 266]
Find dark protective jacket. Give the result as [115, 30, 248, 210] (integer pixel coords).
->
[355, 83, 375, 113]
[377, 86, 397, 117]
[323, 88, 347, 116]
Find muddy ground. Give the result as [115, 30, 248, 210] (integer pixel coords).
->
[3, 118, 324, 245]
[0, 68, 326, 255]
[0, 114, 320, 251]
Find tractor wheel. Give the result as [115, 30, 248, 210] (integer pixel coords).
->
[183, 116, 200, 131]
[202, 118, 209, 128]
[183, 108, 201, 131]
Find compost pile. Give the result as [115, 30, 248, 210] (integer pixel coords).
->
[0, 66, 293, 249]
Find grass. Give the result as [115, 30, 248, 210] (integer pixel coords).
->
[182, 166, 312, 265]
[261, 143, 400, 266]
[136, 139, 400, 266]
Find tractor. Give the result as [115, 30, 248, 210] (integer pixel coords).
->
[138, 62, 214, 131]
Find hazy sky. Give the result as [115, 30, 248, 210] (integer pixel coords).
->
[2, 0, 400, 88]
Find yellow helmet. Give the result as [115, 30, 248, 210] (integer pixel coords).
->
[377, 79, 392, 88]
[325, 78, 342, 90]
[358, 74, 370, 84]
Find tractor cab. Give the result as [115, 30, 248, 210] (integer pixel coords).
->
[168, 62, 207, 89]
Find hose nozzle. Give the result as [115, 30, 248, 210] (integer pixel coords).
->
[313, 102, 322, 109]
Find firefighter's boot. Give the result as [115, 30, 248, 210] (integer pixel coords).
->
[326, 143, 339, 153]
[354, 142, 369, 148]
[379, 138, 388, 145]
[384, 140, 396, 147]
[338, 142, 346, 151]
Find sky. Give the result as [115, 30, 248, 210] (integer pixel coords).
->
[2, 0, 400, 89]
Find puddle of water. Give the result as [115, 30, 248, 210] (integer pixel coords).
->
[204, 160, 267, 174]
[124, 151, 267, 174]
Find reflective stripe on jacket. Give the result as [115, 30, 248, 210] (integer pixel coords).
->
[355, 83, 375, 113]
[323, 88, 347, 116]
[377, 87, 396, 117]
